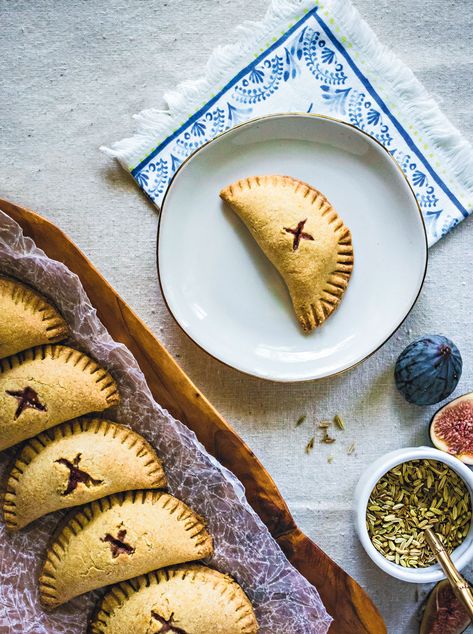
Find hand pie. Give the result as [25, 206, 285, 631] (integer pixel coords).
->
[220, 175, 354, 332]
[39, 490, 213, 608]
[3, 419, 166, 530]
[0, 276, 68, 358]
[90, 564, 258, 634]
[0, 345, 119, 451]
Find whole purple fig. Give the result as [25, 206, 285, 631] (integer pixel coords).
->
[394, 335, 462, 406]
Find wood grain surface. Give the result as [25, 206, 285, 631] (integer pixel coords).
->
[0, 198, 386, 633]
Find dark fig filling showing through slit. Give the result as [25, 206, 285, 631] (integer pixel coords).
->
[150, 611, 188, 634]
[283, 218, 314, 251]
[6, 386, 47, 419]
[101, 529, 135, 558]
[55, 453, 103, 496]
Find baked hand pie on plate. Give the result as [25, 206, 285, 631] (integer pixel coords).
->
[2, 419, 166, 530]
[0, 276, 68, 358]
[0, 345, 119, 451]
[90, 564, 258, 634]
[39, 490, 213, 608]
[220, 175, 354, 332]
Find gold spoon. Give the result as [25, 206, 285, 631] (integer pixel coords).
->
[425, 528, 473, 621]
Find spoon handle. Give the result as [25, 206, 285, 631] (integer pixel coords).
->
[425, 528, 473, 621]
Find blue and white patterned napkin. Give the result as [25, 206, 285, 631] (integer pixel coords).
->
[103, 0, 473, 246]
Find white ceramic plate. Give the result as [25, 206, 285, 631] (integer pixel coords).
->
[158, 114, 427, 382]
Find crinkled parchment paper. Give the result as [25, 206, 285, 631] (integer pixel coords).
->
[0, 209, 332, 633]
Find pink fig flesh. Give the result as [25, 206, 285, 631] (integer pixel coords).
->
[431, 394, 473, 464]
[420, 579, 470, 634]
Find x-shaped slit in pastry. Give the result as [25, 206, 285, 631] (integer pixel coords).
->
[283, 218, 314, 251]
[101, 528, 135, 558]
[55, 453, 103, 495]
[6, 386, 47, 419]
[151, 611, 188, 634]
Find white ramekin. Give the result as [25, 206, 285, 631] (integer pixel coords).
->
[354, 446, 473, 583]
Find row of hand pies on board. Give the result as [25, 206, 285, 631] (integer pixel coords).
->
[0, 276, 258, 633]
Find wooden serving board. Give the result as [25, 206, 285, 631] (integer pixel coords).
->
[1, 198, 386, 634]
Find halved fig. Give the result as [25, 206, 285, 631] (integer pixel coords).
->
[430, 393, 473, 464]
[419, 579, 470, 634]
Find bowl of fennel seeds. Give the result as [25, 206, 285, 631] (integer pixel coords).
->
[354, 447, 473, 582]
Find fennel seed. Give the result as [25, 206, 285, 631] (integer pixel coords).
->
[321, 430, 335, 444]
[334, 414, 345, 430]
[305, 436, 315, 454]
[295, 415, 307, 427]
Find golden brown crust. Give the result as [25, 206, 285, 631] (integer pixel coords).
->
[0, 345, 120, 451]
[39, 490, 213, 609]
[0, 276, 68, 358]
[220, 175, 354, 332]
[89, 563, 258, 634]
[3, 419, 166, 531]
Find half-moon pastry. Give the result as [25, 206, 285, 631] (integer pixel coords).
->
[0, 345, 119, 451]
[39, 490, 213, 608]
[90, 564, 258, 634]
[3, 419, 166, 530]
[220, 175, 354, 332]
[0, 276, 68, 358]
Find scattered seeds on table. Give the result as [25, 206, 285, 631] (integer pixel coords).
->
[334, 414, 345, 430]
[305, 436, 315, 454]
[318, 421, 330, 429]
[295, 415, 307, 427]
[327, 455, 334, 464]
[347, 442, 356, 455]
[321, 430, 336, 444]
[366, 459, 472, 568]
